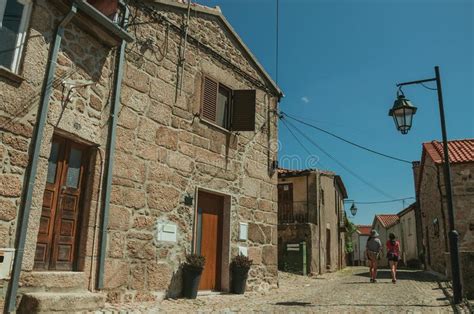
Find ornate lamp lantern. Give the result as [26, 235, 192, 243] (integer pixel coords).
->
[388, 91, 418, 134]
[350, 202, 358, 216]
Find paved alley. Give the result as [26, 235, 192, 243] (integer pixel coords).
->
[103, 267, 467, 313]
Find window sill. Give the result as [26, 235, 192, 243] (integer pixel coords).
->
[0, 66, 25, 84]
[200, 117, 232, 135]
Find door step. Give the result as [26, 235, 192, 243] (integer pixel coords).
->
[20, 271, 87, 292]
[17, 291, 105, 313]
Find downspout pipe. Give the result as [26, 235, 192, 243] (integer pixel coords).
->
[5, 5, 77, 313]
[97, 1, 129, 290]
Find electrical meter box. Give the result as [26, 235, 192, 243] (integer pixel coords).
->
[0, 248, 15, 280]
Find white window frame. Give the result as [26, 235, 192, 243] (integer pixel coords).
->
[1, 0, 32, 74]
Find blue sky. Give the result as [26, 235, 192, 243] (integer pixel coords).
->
[195, 0, 474, 225]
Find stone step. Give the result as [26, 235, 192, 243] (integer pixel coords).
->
[20, 271, 87, 292]
[18, 291, 105, 313]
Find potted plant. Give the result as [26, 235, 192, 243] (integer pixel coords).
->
[182, 253, 205, 299]
[231, 254, 253, 294]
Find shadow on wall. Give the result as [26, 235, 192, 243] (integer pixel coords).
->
[166, 265, 183, 299]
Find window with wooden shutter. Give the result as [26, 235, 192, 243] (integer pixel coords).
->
[200, 75, 256, 132]
[201, 76, 218, 123]
[231, 90, 256, 131]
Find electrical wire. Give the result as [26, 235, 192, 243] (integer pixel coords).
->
[281, 116, 396, 199]
[275, 0, 279, 84]
[280, 118, 327, 169]
[349, 197, 415, 205]
[420, 82, 437, 91]
[281, 111, 412, 164]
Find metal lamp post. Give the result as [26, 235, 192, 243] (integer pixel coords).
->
[389, 66, 463, 304]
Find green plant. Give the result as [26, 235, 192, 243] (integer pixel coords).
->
[344, 217, 357, 254]
[183, 253, 205, 271]
[231, 254, 253, 271]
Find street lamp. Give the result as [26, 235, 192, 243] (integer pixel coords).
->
[388, 91, 417, 134]
[350, 203, 358, 216]
[389, 66, 463, 304]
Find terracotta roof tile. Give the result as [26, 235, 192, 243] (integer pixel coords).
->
[356, 225, 372, 236]
[423, 139, 474, 164]
[375, 214, 399, 228]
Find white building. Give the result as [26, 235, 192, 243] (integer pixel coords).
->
[352, 225, 371, 266]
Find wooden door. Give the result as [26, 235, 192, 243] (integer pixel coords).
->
[34, 137, 89, 271]
[278, 183, 293, 223]
[196, 191, 223, 291]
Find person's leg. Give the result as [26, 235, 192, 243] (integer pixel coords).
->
[393, 261, 398, 282]
[389, 261, 395, 281]
[373, 259, 378, 282]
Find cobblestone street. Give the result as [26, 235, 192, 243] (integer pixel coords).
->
[103, 267, 468, 313]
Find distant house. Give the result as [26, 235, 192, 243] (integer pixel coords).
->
[397, 203, 419, 265]
[277, 168, 348, 275]
[413, 139, 474, 297]
[372, 214, 400, 265]
[351, 225, 371, 266]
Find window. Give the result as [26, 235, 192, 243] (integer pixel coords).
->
[0, 0, 32, 73]
[201, 75, 256, 131]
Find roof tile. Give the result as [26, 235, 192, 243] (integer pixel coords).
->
[423, 139, 474, 164]
[376, 214, 399, 228]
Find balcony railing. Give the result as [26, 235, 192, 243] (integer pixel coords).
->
[278, 201, 309, 224]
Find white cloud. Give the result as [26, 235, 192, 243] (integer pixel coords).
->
[301, 96, 310, 103]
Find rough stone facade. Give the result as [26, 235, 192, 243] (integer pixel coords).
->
[277, 169, 347, 275]
[0, 0, 281, 310]
[415, 141, 474, 297]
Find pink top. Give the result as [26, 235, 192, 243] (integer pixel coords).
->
[386, 240, 400, 254]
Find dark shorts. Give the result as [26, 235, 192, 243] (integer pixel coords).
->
[387, 254, 399, 262]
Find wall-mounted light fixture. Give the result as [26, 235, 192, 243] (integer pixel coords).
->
[184, 194, 194, 206]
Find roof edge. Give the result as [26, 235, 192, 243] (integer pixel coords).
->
[144, 0, 283, 98]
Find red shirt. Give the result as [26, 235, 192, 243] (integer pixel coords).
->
[386, 240, 400, 254]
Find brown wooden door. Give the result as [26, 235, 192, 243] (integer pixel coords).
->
[197, 191, 223, 291]
[34, 137, 88, 271]
[278, 183, 293, 223]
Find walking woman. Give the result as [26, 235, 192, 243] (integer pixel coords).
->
[365, 230, 382, 283]
[386, 233, 401, 283]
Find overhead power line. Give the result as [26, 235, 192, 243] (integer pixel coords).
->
[350, 197, 415, 205]
[281, 112, 412, 164]
[280, 118, 328, 169]
[281, 117, 395, 199]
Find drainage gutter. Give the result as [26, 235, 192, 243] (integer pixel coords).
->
[5, 4, 78, 312]
[96, 1, 129, 290]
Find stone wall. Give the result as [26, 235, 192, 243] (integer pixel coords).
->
[102, 1, 280, 302]
[277, 223, 318, 275]
[1, 0, 116, 308]
[0, 0, 280, 308]
[418, 155, 474, 278]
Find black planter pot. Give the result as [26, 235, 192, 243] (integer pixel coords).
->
[232, 268, 249, 294]
[182, 267, 203, 299]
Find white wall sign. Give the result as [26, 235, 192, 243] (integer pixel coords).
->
[239, 222, 248, 241]
[157, 222, 177, 242]
[0, 248, 15, 280]
[238, 246, 248, 257]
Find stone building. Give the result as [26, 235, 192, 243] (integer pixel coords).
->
[371, 214, 400, 266]
[414, 139, 474, 298]
[277, 168, 348, 275]
[0, 0, 282, 311]
[351, 225, 371, 266]
[397, 203, 419, 266]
